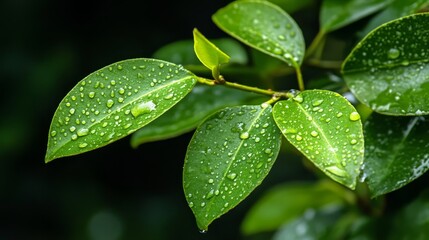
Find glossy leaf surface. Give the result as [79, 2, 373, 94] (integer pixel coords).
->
[131, 85, 263, 147]
[193, 28, 230, 74]
[320, 0, 391, 32]
[213, 0, 305, 67]
[342, 13, 429, 115]
[362, 113, 429, 197]
[241, 181, 350, 235]
[45, 58, 197, 162]
[273, 90, 364, 189]
[183, 105, 282, 231]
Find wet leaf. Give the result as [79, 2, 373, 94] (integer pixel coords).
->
[342, 13, 429, 115]
[183, 104, 282, 231]
[45, 58, 197, 162]
[212, 0, 305, 68]
[273, 90, 364, 189]
[359, 0, 429, 38]
[362, 113, 429, 197]
[131, 85, 263, 147]
[320, 0, 391, 32]
[193, 28, 230, 78]
[241, 180, 350, 235]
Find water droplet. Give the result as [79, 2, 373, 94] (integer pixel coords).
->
[50, 130, 57, 137]
[71, 134, 78, 140]
[227, 173, 237, 180]
[264, 148, 272, 154]
[88, 92, 95, 98]
[285, 128, 297, 134]
[69, 126, 76, 132]
[310, 131, 318, 137]
[79, 142, 88, 148]
[131, 101, 156, 117]
[277, 35, 285, 41]
[273, 48, 283, 55]
[189, 202, 194, 208]
[77, 128, 89, 136]
[69, 108, 76, 115]
[117, 65, 123, 70]
[349, 112, 360, 121]
[118, 88, 125, 94]
[387, 48, 400, 59]
[296, 135, 303, 141]
[208, 179, 214, 184]
[326, 166, 347, 177]
[350, 139, 357, 145]
[254, 137, 260, 143]
[200, 202, 206, 207]
[164, 93, 174, 100]
[336, 112, 343, 118]
[293, 95, 303, 103]
[199, 230, 208, 234]
[240, 132, 249, 140]
[312, 99, 324, 106]
[106, 99, 114, 108]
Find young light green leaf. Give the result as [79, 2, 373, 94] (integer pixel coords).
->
[320, 0, 391, 32]
[130, 85, 264, 147]
[193, 28, 230, 78]
[154, 38, 248, 66]
[342, 13, 429, 116]
[359, 0, 429, 38]
[273, 90, 364, 189]
[183, 104, 282, 231]
[362, 113, 429, 198]
[45, 58, 197, 162]
[241, 180, 351, 235]
[212, 0, 305, 68]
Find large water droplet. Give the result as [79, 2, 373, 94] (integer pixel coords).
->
[79, 142, 88, 148]
[240, 132, 249, 140]
[77, 128, 89, 136]
[310, 131, 318, 137]
[349, 112, 360, 121]
[387, 48, 400, 59]
[227, 173, 237, 180]
[106, 99, 114, 108]
[131, 101, 156, 117]
[293, 95, 303, 103]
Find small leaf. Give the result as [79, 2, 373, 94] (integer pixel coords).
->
[45, 58, 197, 162]
[193, 28, 230, 78]
[342, 13, 429, 115]
[320, 0, 391, 32]
[212, 0, 305, 67]
[154, 38, 248, 66]
[183, 104, 282, 231]
[273, 90, 364, 189]
[362, 113, 429, 197]
[131, 85, 263, 147]
[241, 180, 351, 235]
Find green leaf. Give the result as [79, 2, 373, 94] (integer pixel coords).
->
[212, 0, 305, 67]
[241, 180, 351, 235]
[320, 0, 391, 32]
[183, 104, 282, 231]
[362, 113, 429, 197]
[342, 13, 429, 116]
[153, 38, 248, 66]
[273, 90, 364, 189]
[130, 85, 264, 147]
[359, 0, 429, 38]
[193, 28, 230, 78]
[45, 58, 197, 162]
[272, 206, 344, 240]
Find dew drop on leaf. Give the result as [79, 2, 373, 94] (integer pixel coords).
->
[240, 132, 250, 140]
[349, 112, 361, 121]
[131, 101, 156, 117]
[387, 48, 400, 59]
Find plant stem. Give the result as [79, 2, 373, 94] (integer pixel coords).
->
[295, 66, 305, 91]
[305, 30, 326, 60]
[197, 77, 291, 99]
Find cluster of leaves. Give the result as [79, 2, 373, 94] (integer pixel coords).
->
[45, 0, 429, 238]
